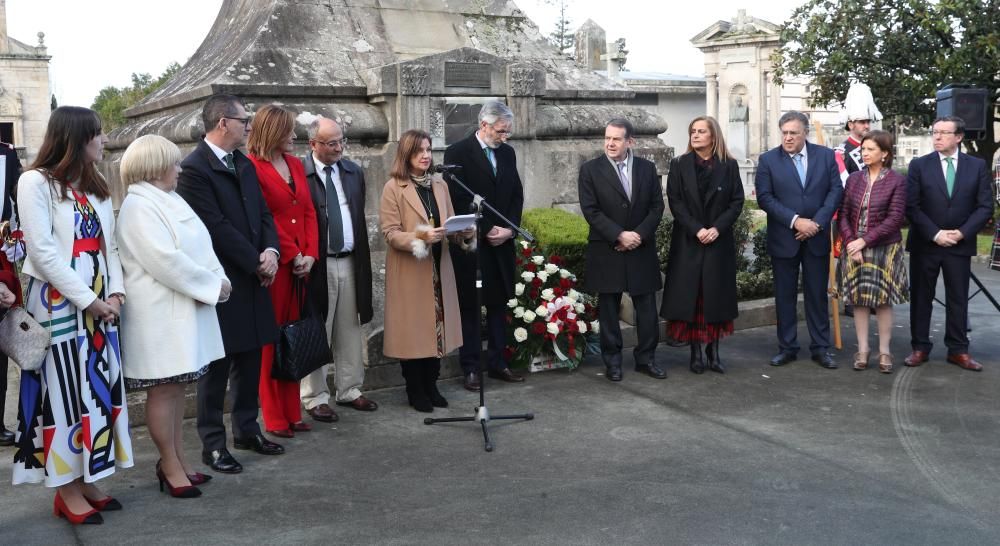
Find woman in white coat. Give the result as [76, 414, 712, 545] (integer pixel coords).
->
[117, 135, 230, 499]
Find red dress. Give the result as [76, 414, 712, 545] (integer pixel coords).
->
[250, 153, 319, 431]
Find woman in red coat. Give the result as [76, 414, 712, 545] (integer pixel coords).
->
[247, 104, 319, 437]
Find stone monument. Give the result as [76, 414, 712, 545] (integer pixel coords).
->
[728, 93, 749, 160]
[103, 0, 669, 385]
[0, 0, 51, 162]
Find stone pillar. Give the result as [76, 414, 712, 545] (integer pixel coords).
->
[0, 0, 8, 54]
[397, 63, 430, 138]
[506, 64, 544, 139]
[706, 74, 718, 118]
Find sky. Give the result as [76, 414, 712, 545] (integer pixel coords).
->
[4, 0, 801, 107]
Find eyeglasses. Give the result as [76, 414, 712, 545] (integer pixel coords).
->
[223, 116, 252, 127]
[315, 138, 348, 148]
[930, 130, 958, 136]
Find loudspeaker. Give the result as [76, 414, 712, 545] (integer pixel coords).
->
[936, 85, 989, 139]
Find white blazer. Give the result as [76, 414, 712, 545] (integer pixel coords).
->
[116, 182, 228, 381]
[17, 169, 125, 309]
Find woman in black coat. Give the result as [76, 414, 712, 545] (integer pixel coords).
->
[660, 116, 745, 374]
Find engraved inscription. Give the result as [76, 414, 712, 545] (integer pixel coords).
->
[444, 62, 491, 88]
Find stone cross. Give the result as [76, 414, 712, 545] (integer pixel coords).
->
[600, 38, 627, 80]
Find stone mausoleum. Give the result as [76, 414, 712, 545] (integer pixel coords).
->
[102, 0, 670, 384]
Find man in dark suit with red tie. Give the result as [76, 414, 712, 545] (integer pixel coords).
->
[578, 118, 665, 382]
[904, 116, 994, 371]
[444, 101, 525, 391]
[0, 140, 21, 446]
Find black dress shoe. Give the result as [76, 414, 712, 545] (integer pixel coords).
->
[706, 342, 725, 374]
[463, 372, 481, 392]
[769, 353, 796, 367]
[690, 343, 706, 374]
[202, 448, 243, 474]
[635, 362, 667, 379]
[812, 353, 838, 369]
[487, 368, 525, 383]
[605, 365, 623, 382]
[0, 426, 14, 447]
[233, 433, 285, 455]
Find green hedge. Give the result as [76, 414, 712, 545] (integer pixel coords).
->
[520, 208, 590, 287]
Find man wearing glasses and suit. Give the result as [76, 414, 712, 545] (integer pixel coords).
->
[299, 117, 377, 422]
[904, 116, 994, 371]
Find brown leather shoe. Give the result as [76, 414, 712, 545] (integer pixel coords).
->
[904, 350, 929, 367]
[306, 403, 339, 423]
[463, 372, 481, 392]
[336, 396, 379, 411]
[947, 353, 983, 372]
[487, 368, 525, 383]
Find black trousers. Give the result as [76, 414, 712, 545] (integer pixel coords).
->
[457, 303, 508, 375]
[197, 349, 263, 452]
[772, 247, 831, 356]
[909, 251, 971, 355]
[0, 354, 7, 427]
[598, 291, 659, 368]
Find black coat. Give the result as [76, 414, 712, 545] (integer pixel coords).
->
[444, 132, 524, 307]
[1, 143, 21, 221]
[578, 153, 664, 295]
[659, 153, 744, 323]
[176, 141, 279, 354]
[302, 154, 374, 324]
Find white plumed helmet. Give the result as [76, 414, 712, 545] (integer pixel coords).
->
[839, 82, 883, 128]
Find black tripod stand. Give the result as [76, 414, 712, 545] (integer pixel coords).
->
[424, 168, 534, 452]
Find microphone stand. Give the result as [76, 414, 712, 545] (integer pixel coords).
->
[423, 168, 534, 452]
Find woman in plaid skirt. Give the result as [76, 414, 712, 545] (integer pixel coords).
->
[838, 130, 908, 373]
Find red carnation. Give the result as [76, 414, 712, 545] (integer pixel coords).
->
[529, 289, 539, 299]
[532, 277, 542, 288]
[525, 262, 537, 272]
[559, 278, 572, 289]
[531, 322, 546, 335]
[552, 287, 563, 297]
[550, 255, 562, 265]
[521, 248, 532, 257]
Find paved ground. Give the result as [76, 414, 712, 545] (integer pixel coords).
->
[2, 263, 1000, 545]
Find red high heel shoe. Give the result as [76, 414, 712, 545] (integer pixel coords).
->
[156, 466, 202, 498]
[54, 492, 103, 525]
[86, 495, 123, 511]
[187, 472, 213, 486]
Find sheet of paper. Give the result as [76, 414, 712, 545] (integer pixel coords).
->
[443, 214, 476, 234]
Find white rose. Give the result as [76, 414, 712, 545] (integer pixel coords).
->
[515, 283, 525, 296]
[507, 298, 517, 308]
[559, 268, 572, 278]
[536, 271, 549, 282]
[535, 305, 548, 317]
[520, 240, 530, 249]
[578, 321, 588, 333]
[544, 263, 559, 274]
[522, 310, 536, 322]
[546, 322, 560, 335]
[541, 288, 555, 301]
[590, 320, 600, 334]
[514, 306, 525, 318]
[568, 289, 580, 301]
[575, 303, 585, 313]
[513, 327, 528, 342]
[532, 255, 545, 265]
[521, 271, 535, 282]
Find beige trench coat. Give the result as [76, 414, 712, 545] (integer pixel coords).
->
[380, 176, 463, 359]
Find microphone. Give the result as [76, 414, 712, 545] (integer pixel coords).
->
[432, 164, 463, 173]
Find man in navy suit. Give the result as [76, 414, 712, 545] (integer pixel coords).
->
[904, 116, 994, 371]
[755, 111, 843, 369]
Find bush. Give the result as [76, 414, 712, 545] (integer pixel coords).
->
[520, 208, 590, 288]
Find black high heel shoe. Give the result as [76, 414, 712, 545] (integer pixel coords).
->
[706, 341, 725, 374]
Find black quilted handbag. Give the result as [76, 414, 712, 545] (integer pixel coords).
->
[271, 278, 332, 382]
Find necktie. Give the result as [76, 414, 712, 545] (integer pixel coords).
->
[223, 153, 236, 173]
[794, 153, 806, 187]
[945, 157, 956, 197]
[617, 161, 631, 199]
[325, 165, 345, 253]
[484, 147, 497, 176]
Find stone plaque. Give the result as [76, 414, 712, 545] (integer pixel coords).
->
[445, 62, 491, 88]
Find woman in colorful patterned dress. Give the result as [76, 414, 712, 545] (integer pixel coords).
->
[14, 106, 133, 525]
[838, 130, 908, 373]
